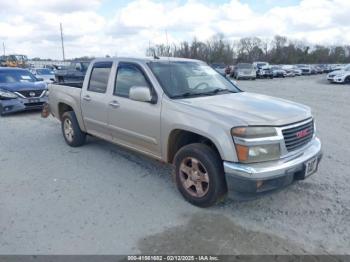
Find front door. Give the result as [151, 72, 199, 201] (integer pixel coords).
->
[107, 62, 161, 158]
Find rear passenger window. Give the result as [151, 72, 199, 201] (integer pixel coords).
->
[114, 63, 150, 97]
[88, 62, 112, 93]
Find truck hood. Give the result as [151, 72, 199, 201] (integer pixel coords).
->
[178, 92, 311, 126]
[0, 81, 47, 92]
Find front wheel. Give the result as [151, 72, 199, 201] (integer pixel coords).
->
[61, 111, 86, 147]
[345, 76, 350, 84]
[174, 143, 227, 207]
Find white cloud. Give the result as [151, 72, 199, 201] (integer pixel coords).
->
[0, 0, 349, 59]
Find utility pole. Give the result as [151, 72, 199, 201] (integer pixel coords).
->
[2, 42, 5, 56]
[60, 23, 66, 61]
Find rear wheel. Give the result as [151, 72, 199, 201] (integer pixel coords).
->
[61, 111, 86, 147]
[174, 143, 227, 207]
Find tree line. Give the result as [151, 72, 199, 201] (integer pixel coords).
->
[146, 34, 350, 65]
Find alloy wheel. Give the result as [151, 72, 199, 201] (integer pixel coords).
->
[179, 157, 210, 198]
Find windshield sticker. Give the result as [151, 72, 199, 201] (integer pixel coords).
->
[21, 75, 31, 80]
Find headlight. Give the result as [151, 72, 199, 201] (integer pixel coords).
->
[235, 143, 280, 163]
[232, 126, 277, 138]
[0, 90, 17, 99]
[232, 127, 280, 163]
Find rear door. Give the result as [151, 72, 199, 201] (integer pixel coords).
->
[107, 62, 162, 158]
[81, 61, 113, 140]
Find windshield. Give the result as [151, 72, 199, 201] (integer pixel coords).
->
[14, 55, 28, 61]
[148, 61, 240, 98]
[257, 63, 267, 68]
[0, 70, 37, 83]
[36, 69, 54, 75]
[237, 63, 253, 69]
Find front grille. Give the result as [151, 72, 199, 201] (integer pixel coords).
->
[282, 120, 314, 152]
[17, 90, 44, 98]
[24, 102, 45, 107]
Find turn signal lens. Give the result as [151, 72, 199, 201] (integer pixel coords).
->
[235, 144, 249, 162]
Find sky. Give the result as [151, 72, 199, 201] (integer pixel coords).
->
[0, 0, 349, 59]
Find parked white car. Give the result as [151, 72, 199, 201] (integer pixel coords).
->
[31, 68, 55, 84]
[327, 64, 350, 84]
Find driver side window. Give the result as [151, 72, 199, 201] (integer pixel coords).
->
[114, 63, 150, 98]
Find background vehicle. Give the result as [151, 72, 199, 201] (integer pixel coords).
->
[0, 68, 48, 115]
[281, 65, 296, 77]
[296, 64, 311, 75]
[232, 63, 256, 80]
[55, 60, 91, 83]
[271, 65, 286, 78]
[0, 56, 6, 67]
[31, 68, 55, 83]
[253, 62, 273, 79]
[47, 57, 322, 207]
[327, 64, 350, 84]
[211, 63, 227, 76]
[1, 54, 29, 68]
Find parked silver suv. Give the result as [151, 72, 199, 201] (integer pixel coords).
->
[46, 57, 322, 207]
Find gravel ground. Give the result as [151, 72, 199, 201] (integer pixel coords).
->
[0, 75, 349, 255]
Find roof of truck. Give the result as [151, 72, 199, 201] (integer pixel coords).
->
[91, 56, 204, 64]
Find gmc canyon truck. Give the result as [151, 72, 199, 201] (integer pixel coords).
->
[46, 57, 322, 207]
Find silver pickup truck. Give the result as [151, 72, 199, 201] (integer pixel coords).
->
[46, 57, 322, 207]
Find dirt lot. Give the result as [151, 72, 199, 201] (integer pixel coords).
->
[0, 75, 349, 255]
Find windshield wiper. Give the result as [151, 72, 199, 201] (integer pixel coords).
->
[171, 88, 234, 99]
[171, 92, 201, 99]
[199, 88, 233, 96]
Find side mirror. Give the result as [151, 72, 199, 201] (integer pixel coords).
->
[129, 86, 153, 103]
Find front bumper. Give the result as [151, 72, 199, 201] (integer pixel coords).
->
[330, 76, 346, 83]
[0, 96, 48, 115]
[224, 137, 322, 196]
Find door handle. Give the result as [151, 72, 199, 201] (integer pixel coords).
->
[109, 101, 120, 108]
[83, 95, 91, 101]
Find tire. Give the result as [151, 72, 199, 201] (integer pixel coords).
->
[0, 105, 3, 116]
[252, 77, 256, 80]
[345, 76, 350, 84]
[61, 111, 86, 147]
[174, 143, 227, 207]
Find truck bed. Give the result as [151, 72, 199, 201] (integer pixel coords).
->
[48, 83, 84, 127]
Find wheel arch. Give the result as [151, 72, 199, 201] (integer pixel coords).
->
[57, 102, 86, 132]
[167, 129, 224, 164]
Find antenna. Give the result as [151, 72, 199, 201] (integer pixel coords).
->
[60, 23, 66, 61]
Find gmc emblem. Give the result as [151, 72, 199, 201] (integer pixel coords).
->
[296, 129, 309, 138]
